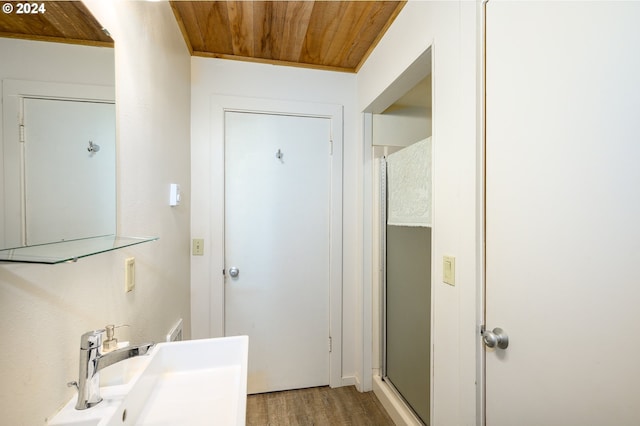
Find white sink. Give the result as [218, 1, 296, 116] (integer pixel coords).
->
[49, 336, 248, 426]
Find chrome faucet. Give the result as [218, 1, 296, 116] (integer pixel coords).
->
[68, 328, 155, 410]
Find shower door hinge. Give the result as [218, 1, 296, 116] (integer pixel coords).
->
[19, 125, 25, 143]
[329, 336, 333, 353]
[329, 139, 333, 155]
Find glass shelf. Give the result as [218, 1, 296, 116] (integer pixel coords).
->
[0, 235, 158, 264]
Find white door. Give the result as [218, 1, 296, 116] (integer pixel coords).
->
[23, 98, 115, 245]
[486, 2, 640, 424]
[224, 111, 331, 394]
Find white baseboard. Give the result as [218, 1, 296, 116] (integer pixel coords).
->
[372, 376, 423, 426]
[340, 375, 358, 387]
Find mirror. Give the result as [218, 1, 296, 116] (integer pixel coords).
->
[0, 4, 152, 263]
[1, 81, 116, 250]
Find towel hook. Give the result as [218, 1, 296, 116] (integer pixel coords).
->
[87, 141, 100, 154]
[276, 149, 283, 160]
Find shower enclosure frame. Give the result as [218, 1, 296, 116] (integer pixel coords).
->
[379, 154, 432, 426]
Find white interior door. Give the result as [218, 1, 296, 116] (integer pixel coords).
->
[224, 111, 331, 394]
[485, 2, 640, 424]
[23, 98, 115, 245]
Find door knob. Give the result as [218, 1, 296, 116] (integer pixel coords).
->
[482, 327, 509, 349]
[228, 267, 239, 278]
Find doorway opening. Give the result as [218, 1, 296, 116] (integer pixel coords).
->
[364, 47, 433, 425]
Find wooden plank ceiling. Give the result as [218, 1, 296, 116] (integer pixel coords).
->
[0, 1, 113, 47]
[170, 1, 406, 73]
[0, 1, 404, 73]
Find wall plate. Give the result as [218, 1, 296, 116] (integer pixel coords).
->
[443, 255, 455, 286]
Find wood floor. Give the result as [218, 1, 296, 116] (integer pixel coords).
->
[246, 386, 394, 426]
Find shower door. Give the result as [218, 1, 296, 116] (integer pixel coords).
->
[385, 225, 431, 424]
[382, 150, 432, 425]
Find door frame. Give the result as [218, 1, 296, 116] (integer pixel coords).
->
[478, 1, 488, 425]
[208, 95, 344, 388]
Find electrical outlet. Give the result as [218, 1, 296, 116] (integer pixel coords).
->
[192, 239, 204, 256]
[125, 257, 135, 292]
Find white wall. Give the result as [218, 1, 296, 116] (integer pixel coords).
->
[0, 1, 191, 423]
[373, 74, 432, 147]
[0, 38, 114, 85]
[372, 106, 432, 148]
[190, 58, 361, 382]
[358, 1, 479, 424]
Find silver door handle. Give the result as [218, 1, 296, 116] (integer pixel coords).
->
[482, 327, 509, 349]
[228, 267, 239, 278]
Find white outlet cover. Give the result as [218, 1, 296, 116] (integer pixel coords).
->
[125, 257, 135, 292]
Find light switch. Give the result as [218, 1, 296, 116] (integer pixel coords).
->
[192, 239, 204, 256]
[443, 255, 455, 286]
